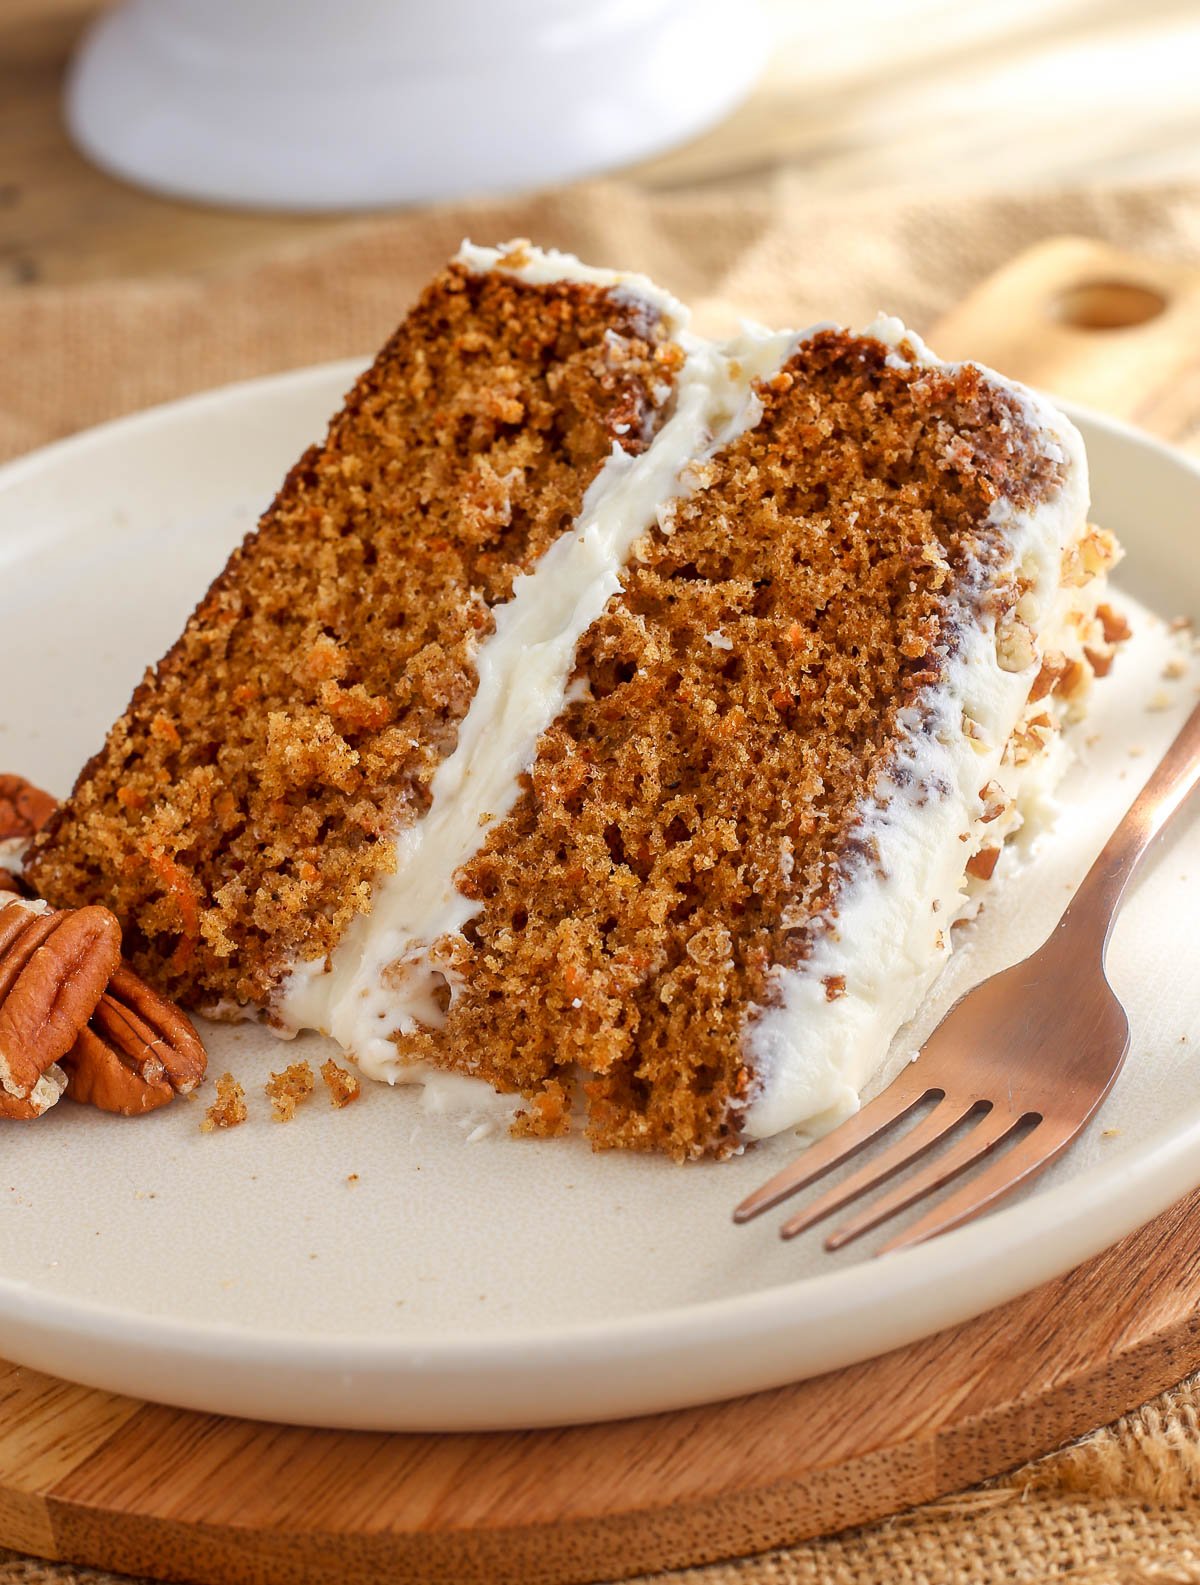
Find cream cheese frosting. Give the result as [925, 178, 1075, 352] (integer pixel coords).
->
[740, 338, 1098, 1139]
[453, 240, 684, 322]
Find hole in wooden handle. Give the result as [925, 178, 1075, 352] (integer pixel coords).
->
[1052, 280, 1167, 331]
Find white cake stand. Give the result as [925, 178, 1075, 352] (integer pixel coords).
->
[65, 0, 766, 212]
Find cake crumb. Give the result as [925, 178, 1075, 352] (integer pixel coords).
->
[1147, 690, 1173, 712]
[321, 1058, 361, 1109]
[1163, 657, 1188, 680]
[266, 1061, 315, 1122]
[823, 975, 847, 1001]
[1102, 1128, 1120, 1138]
[346, 1173, 359, 1185]
[511, 1078, 572, 1138]
[201, 1072, 247, 1133]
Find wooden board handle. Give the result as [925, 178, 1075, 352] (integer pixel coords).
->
[931, 236, 1200, 453]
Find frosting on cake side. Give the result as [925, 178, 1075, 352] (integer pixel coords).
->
[740, 320, 1113, 1139]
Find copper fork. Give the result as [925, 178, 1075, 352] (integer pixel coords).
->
[735, 696, 1200, 1256]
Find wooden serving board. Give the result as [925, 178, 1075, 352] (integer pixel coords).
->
[934, 235, 1200, 455]
[3, 236, 1200, 1585]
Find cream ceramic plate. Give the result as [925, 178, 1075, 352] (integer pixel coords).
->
[0, 364, 1196, 1432]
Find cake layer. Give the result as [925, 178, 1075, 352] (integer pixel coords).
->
[380, 323, 1113, 1158]
[27, 246, 687, 1009]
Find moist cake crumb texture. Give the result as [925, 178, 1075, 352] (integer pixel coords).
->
[27, 263, 681, 1012]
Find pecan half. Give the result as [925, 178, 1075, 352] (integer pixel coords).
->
[61, 961, 207, 1115]
[0, 900, 122, 1100]
[0, 775, 56, 844]
[62, 1026, 172, 1115]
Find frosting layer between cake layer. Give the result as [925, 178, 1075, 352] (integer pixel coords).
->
[279, 244, 799, 1071]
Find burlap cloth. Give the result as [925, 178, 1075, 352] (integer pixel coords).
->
[4, 175, 1200, 1584]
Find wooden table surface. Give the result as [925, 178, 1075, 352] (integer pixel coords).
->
[4, 0, 1200, 290]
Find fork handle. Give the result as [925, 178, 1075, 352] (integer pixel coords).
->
[1059, 695, 1200, 951]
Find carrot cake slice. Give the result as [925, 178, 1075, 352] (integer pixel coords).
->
[26, 245, 1122, 1159]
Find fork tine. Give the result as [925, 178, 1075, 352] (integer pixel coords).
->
[733, 1076, 937, 1224]
[877, 1118, 1078, 1255]
[823, 1106, 1025, 1251]
[778, 1095, 975, 1240]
